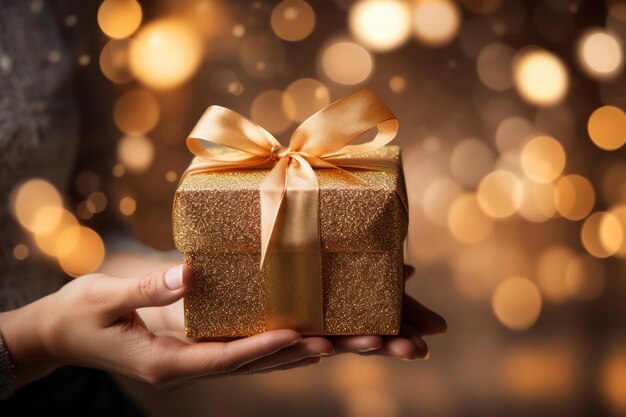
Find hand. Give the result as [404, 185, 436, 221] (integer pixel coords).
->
[0, 265, 335, 392]
[329, 265, 447, 360]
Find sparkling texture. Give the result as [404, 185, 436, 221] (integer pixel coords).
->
[174, 146, 408, 337]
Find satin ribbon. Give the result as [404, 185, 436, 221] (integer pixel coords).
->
[180, 89, 399, 333]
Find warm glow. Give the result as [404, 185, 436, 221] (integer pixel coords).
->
[448, 193, 494, 244]
[251, 90, 293, 134]
[449, 138, 494, 187]
[113, 89, 160, 136]
[271, 0, 316, 42]
[87, 192, 108, 214]
[97, 0, 142, 39]
[320, 41, 373, 85]
[349, 0, 412, 52]
[609, 205, 626, 258]
[601, 349, 626, 413]
[564, 254, 605, 301]
[577, 29, 623, 80]
[389, 75, 407, 93]
[34, 209, 80, 257]
[495, 117, 533, 153]
[520, 136, 566, 183]
[422, 177, 462, 226]
[58, 227, 105, 277]
[476, 42, 515, 91]
[477, 170, 523, 218]
[413, 0, 461, 46]
[535, 246, 575, 303]
[13, 244, 29, 260]
[99, 39, 134, 84]
[581, 212, 624, 258]
[282, 79, 330, 123]
[117, 136, 155, 172]
[518, 178, 557, 222]
[554, 175, 595, 220]
[11, 178, 63, 232]
[587, 105, 626, 151]
[492, 277, 542, 331]
[513, 47, 568, 106]
[119, 196, 137, 216]
[500, 346, 577, 400]
[129, 19, 202, 90]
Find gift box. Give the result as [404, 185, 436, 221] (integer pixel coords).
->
[172, 90, 408, 337]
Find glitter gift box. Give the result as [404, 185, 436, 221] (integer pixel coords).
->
[173, 145, 408, 337]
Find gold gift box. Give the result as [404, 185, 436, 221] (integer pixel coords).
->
[173, 145, 408, 337]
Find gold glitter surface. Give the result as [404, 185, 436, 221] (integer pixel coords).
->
[174, 146, 408, 337]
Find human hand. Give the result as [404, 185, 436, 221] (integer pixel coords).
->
[329, 265, 447, 360]
[0, 265, 334, 392]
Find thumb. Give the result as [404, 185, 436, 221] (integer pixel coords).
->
[105, 264, 192, 316]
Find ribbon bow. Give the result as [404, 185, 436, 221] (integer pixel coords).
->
[180, 89, 400, 333]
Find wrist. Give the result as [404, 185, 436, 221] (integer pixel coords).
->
[0, 295, 61, 389]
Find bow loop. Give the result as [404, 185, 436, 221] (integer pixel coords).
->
[180, 89, 399, 270]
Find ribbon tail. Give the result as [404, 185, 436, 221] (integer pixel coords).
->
[259, 157, 289, 268]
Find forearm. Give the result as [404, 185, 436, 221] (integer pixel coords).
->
[0, 296, 59, 390]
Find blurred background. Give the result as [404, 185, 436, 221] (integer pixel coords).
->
[6, 0, 626, 416]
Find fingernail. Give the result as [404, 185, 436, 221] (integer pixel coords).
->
[359, 346, 382, 353]
[165, 265, 184, 290]
[422, 351, 430, 360]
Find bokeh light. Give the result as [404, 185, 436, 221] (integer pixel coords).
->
[535, 246, 575, 303]
[320, 40, 373, 85]
[609, 204, 626, 258]
[477, 170, 523, 218]
[11, 178, 63, 232]
[476, 42, 515, 91]
[251, 90, 293, 134]
[99, 39, 134, 84]
[119, 196, 137, 216]
[129, 19, 202, 89]
[113, 89, 160, 136]
[448, 193, 494, 244]
[97, 0, 142, 39]
[564, 254, 606, 301]
[492, 277, 542, 331]
[518, 178, 557, 222]
[271, 0, 316, 42]
[577, 29, 623, 80]
[512, 47, 569, 106]
[449, 138, 495, 187]
[117, 136, 155, 172]
[282, 79, 330, 123]
[12, 243, 29, 261]
[239, 33, 286, 79]
[348, 0, 412, 52]
[581, 212, 624, 258]
[554, 175, 595, 220]
[422, 177, 463, 226]
[413, 0, 461, 46]
[33, 209, 80, 257]
[58, 227, 105, 277]
[495, 116, 533, 153]
[587, 105, 626, 151]
[601, 348, 626, 414]
[389, 75, 407, 93]
[520, 135, 566, 183]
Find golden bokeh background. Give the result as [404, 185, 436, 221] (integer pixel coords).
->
[7, 0, 626, 415]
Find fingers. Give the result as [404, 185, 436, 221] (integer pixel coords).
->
[229, 337, 333, 374]
[251, 356, 322, 374]
[403, 296, 447, 335]
[328, 335, 383, 354]
[101, 264, 192, 317]
[161, 329, 303, 379]
[360, 324, 429, 360]
[404, 264, 416, 281]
